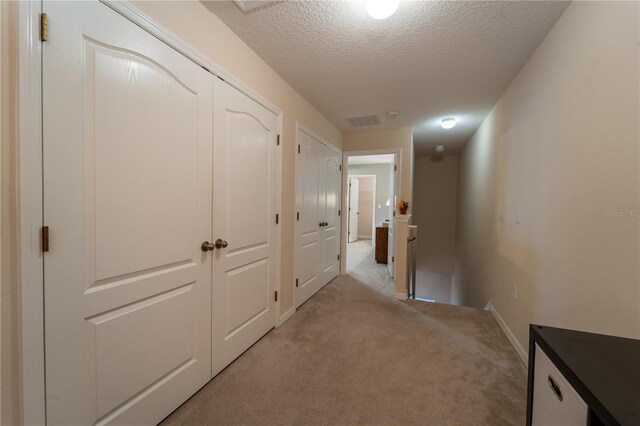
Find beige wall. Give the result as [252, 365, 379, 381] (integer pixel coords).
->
[343, 128, 414, 214]
[129, 1, 344, 318]
[413, 155, 458, 303]
[354, 176, 374, 238]
[1, 2, 20, 425]
[454, 1, 640, 353]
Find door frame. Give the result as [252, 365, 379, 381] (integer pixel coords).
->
[347, 174, 377, 242]
[15, 1, 284, 422]
[293, 122, 342, 308]
[341, 149, 401, 275]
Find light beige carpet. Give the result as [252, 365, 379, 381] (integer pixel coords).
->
[161, 275, 526, 425]
[346, 239, 395, 298]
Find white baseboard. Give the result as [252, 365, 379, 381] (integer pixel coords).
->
[486, 301, 528, 367]
[357, 235, 372, 240]
[395, 292, 407, 300]
[277, 306, 295, 327]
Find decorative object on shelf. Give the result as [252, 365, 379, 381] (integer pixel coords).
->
[397, 199, 409, 215]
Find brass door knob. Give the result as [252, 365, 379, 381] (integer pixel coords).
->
[201, 241, 215, 252]
[215, 239, 228, 249]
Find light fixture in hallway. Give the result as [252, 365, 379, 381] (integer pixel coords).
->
[435, 145, 445, 153]
[441, 117, 457, 129]
[366, 0, 400, 20]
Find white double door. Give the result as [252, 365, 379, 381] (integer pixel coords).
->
[295, 129, 342, 308]
[42, 2, 277, 424]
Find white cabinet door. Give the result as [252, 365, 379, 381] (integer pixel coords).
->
[295, 129, 342, 307]
[532, 344, 588, 426]
[43, 2, 213, 424]
[348, 178, 359, 243]
[211, 78, 278, 377]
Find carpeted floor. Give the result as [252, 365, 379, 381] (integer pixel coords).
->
[346, 239, 395, 298]
[161, 271, 527, 425]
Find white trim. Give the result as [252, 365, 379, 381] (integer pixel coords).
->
[295, 122, 341, 154]
[274, 113, 283, 327]
[487, 302, 528, 367]
[395, 292, 407, 300]
[17, 1, 46, 424]
[357, 235, 372, 240]
[276, 306, 295, 327]
[341, 148, 401, 275]
[101, 0, 282, 117]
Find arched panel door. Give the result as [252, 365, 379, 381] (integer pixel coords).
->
[211, 78, 278, 377]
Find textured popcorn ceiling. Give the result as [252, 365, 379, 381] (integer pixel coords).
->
[203, 1, 569, 155]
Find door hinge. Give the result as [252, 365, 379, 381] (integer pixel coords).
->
[393, 211, 396, 217]
[40, 13, 48, 42]
[275, 291, 278, 302]
[276, 213, 279, 224]
[277, 134, 280, 146]
[338, 209, 341, 216]
[339, 165, 342, 171]
[296, 212, 300, 221]
[392, 256, 395, 262]
[337, 254, 340, 261]
[295, 278, 299, 288]
[394, 164, 397, 172]
[42, 226, 49, 252]
[297, 144, 301, 154]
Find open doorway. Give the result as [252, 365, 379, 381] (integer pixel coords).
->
[342, 152, 398, 297]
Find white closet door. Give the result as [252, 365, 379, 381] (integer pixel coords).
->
[388, 163, 396, 277]
[43, 2, 213, 424]
[295, 129, 324, 307]
[211, 78, 278, 377]
[348, 178, 359, 243]
[295, 129, 341, 307]
[321, 145, 342, 284]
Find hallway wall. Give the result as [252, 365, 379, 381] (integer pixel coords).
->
[454, 1, 640, 355]
[413, 156, 458, 303]
[356, 176, 374, 239]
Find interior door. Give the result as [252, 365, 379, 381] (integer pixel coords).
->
[348, 178, 359, 243]
[43, 2, 213, 424]
[321, 145, 342, 283]
[296, 129, 324, 307]
[211, 78, 278, 377]
[388, 162, 396, 277]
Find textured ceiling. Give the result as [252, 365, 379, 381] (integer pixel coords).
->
[203, 1, 569, 155]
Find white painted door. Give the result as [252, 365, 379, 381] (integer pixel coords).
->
[211, 78, 278, 376]
[348, 178, 359, 243]
[321, 145, 342, 283]
[43, 2, 213, 424]
[295, 129, 342, 307]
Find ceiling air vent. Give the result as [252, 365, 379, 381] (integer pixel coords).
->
[346, 114, 381, 128]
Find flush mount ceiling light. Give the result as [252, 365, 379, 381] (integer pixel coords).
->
[435, 145, 445, 153]
[441, 117, 456, 129]
[366, 0, 400, 20]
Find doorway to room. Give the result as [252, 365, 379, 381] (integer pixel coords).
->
[343, 153, 397, 297]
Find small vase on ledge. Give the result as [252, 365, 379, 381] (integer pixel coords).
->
[399, 208, 407, 215]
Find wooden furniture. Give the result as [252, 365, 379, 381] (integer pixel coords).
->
[527, 324, 640, 426]
[375, 226, 388, 264]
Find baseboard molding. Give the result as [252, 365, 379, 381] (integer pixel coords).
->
[277, 306, 295, 327]
[395, 292, 407, 300]
[487, 301, 528, 367]
[357, 235, 372, 240]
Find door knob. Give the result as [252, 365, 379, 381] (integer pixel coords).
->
[215, 239, 228, 249]
[201, 241, 215, 252]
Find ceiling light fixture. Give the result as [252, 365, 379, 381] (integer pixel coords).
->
[435, 145, 445, 153]
[366, 0, 400, 20]
[441, 117, 456, 129]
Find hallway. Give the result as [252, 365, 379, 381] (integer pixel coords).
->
[162, 273, 526, 425]
[346, 239, 395, 298]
